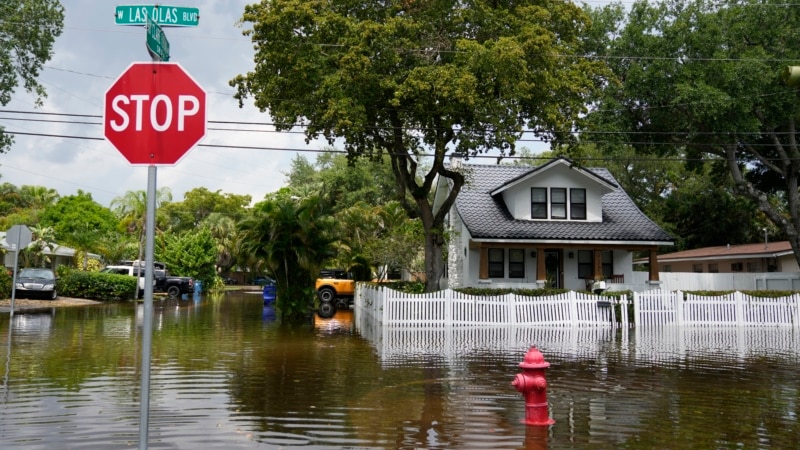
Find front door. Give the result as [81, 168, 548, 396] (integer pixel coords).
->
[544, 250, 561, 288]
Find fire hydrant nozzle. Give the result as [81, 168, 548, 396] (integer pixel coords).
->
[512, 346, 555, 426]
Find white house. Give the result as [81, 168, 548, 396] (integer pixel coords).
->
[434, 157, 674, 292]
[1, 231, 100, 270]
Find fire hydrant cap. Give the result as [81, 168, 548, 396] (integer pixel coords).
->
[519, 346, 550, 369]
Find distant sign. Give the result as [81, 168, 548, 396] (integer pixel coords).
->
[115, 5, 200, 27]
[6, 224, 32, 250]
[146, 16, 170, 61]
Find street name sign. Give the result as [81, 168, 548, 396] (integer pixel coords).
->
[115, 5, 200, 27]
[103, 62, 207, 165]
[146, 16, 170, 61]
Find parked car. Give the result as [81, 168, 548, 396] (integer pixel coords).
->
[15, 268, 57, 300]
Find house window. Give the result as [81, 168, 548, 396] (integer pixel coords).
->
[747, 262, 760, 272]
[708, 263, 719, 273]
[551, 188, 567, 219]
[531, 188, 547, 219]
[577, 250, 592, 278]
[731, 262, 743, 272]
[488, 248, 504, 278]
[693, 264, 703, 273]
[509, 249, 525, 278]
[663, 264, 672, 272]
[570, 188, 586, 220]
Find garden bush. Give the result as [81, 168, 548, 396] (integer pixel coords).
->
[57, 267, 138, 301]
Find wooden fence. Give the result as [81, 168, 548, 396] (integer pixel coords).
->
[355, 285, 799, 329]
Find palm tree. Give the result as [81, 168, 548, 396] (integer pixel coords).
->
[19, 185, 59, 210]
[24, 224, 57, 268]
[238, 194, 336, 323]
[202, 212, 236, 276]
[111, 188, 172, 263]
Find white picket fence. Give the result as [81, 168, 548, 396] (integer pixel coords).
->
[355, 285, 800, 329]
[355, 285, 620, 328]
[634, 290, 800, 327]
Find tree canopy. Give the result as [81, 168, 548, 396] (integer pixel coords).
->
[0, 0, 64, 152]
[583, 0, 800, 264]
[232, 0, 609, 290]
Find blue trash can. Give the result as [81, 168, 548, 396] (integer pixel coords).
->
[263, 283, 276, 306]
[194, 280, 202, 294]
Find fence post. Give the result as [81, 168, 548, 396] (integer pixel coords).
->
[569, 290, 578, 326]
[675, 290, 683, 327]
[795, 293, 800, 329]
[381, 285, 389, 325]
[444, 289, 453, 324]
[507, 292, 517, 326]
[734, 291, 745, 326]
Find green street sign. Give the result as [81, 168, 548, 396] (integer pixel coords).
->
[146, 16, 170, 61]
[115, 5, 200, 27]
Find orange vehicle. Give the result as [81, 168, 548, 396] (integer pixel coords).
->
[315, 268, 355, 312]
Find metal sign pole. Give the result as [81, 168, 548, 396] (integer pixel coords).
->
[138, 165, 157, 450]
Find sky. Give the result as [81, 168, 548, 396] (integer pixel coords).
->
[1, 0, 329, 207]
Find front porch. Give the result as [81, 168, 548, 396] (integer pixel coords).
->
[455, 242, 662, 292]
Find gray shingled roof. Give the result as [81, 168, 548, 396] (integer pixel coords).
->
[454, 164, 674, 243]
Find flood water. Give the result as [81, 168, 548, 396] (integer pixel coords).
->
[1, 290, 798, 449]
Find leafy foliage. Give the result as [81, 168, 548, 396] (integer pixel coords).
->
[583, 0, 800, 265]
[56, 267, 137, 301]
[238, 194, 337, 323]
[232, 0, 610, 291]
[155, 228, 218, 288]
[0, 0, 64, 153]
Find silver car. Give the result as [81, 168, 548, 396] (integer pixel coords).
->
[15, 268, 57, 300]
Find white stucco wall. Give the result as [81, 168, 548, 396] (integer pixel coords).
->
[500, 164, 607, 222]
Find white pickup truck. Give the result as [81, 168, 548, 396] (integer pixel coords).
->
[100, 263, 194, 297]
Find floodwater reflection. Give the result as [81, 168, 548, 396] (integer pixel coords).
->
[0, 291, 798, 449]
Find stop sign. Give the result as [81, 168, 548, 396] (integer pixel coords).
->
[104, 62, 206, 165]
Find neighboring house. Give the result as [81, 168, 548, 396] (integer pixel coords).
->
[0, 231, 100, 270]
[645, 241, 799, 274]
[434, 157, 674, 292]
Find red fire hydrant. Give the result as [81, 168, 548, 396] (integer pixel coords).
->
[512, 345, 555, 426]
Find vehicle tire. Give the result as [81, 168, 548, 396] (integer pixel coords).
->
[317, 301, 336, 318]
[335, 299, 349, 310]
[167, 286, 181, 298]
[318, 287, 336, 303]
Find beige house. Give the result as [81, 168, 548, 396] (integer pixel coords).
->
[648, 241, 799, 274]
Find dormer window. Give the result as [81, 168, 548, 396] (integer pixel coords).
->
[530, 187, 588, 220]
[531, 188, 547, 219]
[571, 189, 586, 219]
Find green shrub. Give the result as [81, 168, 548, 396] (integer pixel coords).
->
[58, 269, 138, 301]
[0, 269, 12, 299]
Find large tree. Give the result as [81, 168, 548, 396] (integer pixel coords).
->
[0, 0, 64, 152]
[238, 192, 336, 323]
[232, 0, 608, 291]
[583, 0, 800, 265]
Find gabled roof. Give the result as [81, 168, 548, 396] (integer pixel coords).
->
[490, 157, 617, 196]
[452, 163, 673, 244]
[651, 241, 793, 262]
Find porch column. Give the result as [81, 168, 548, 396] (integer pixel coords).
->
[536, 247, 546, 281]
[479, 246, 489, 279]
[648, 248, 660, 281]
[592, 250, 604, 280]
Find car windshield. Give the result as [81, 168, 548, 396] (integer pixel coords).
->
[19, 269, 53, 279]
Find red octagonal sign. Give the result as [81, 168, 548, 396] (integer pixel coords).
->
[104, 62, 206, 165]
